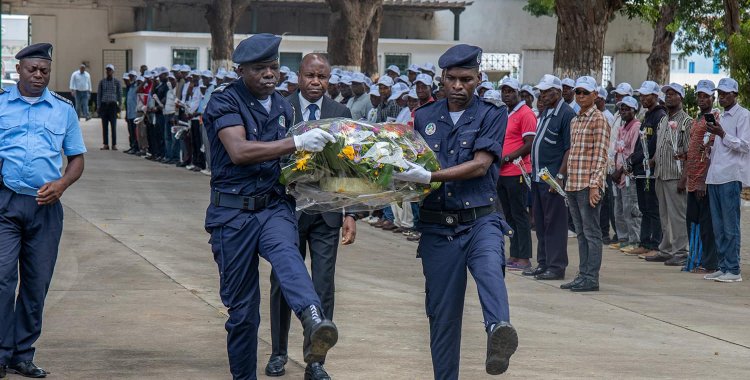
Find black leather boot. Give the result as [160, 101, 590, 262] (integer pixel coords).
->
[485, 322, 518, 375]
[300, 305, 338, 364]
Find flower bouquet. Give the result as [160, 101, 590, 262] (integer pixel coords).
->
[280, 118, 441, 212]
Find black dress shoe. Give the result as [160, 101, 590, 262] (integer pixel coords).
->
[664, 253, 687, 266]
[560, 276, 583, 290]
[535, 270, 564, 280]
[485, 322, 518, 375]
[300, 305, 338, 364]
[8, 361, 47, 378]
[522, 266, 546, 276]
[304, 362, 331, 380]
[264, 355, 287, 377]
[570, 278, 600, 292]
[645, 252, 672, 262]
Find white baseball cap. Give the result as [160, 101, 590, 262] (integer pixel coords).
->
[180, 65, 191, 72]
[386, 65, 401, 75]
[159, 66, 171, 75]
[597, 86, 608, 99]
[286, 73, 298, 84]
[226, 71, 238, 80]
[695, 80, 716, 95]
[661, 83, 685, 98]
[635, 81, 661, 96]
[279, 66, 291, 74]
[339, 75, 352, 85]
[397, 75, 410, 85]
[611, 82, 633, 96]
[388, 83, 410, 101]
[407, 64, 420, 73]
[136, 76, 144, 82]
[534, 74, 562, 91]
[377, 76, 394, 87]
[407, 88, 418, 99]
[201, 70, 213, 78]
[714, 77, 739, 93]
[482, 90, 501, 101]
[478, 81, 495, 92]
[499, 77, 519, 91]
[329, 75, 340, 85]
[331, 68, 342, 76]
[520, 84, 536, 99]
[168, 73, 176, 80]
[561, 78, 575, 88]
[143, 71, 153, 79]
[616, 96, 639, 111]
[369, 84, 380, 96]
[351, 72, 367, 84]
[574, 76, 597, 92]
[171, 64, 181, 71]
[275, 82, 288, 92]
[414, 73, 432, 86]
[122, 72, 130, 79]
[128, 70, 138, 77]
[481, 72, 489, 82]
[421, 62, 436, 74]
[106, 64, 115, 70]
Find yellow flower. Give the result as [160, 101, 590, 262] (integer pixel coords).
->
[341, 145, 355, 160]
[294, 153, 311, 171]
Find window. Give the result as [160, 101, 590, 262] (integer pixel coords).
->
[480, 53, 521, 79]
[688, 61, 695, 74]
[280, 52, 303, 74]
[172, 48, 198, 69]
[601, 56, 613, 86]
[384, 53, 410, 74]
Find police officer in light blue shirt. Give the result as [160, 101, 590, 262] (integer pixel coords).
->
[394, 44, 518, 379]
[0, 43, 86, 378]
[202, 34, 338, 380]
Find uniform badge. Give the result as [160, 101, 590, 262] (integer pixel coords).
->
[425, 123, 436, 136]
[278, 115, 286, 127]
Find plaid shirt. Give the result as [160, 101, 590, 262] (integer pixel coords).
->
[376, 99, 402, 122]
[565, 106, 611, 192]
[97, 77, 122, 109]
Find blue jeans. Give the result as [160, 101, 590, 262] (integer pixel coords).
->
[164, 114, 179, 160]
[382, 206, 394, 222]
[568, 188, 603, 281]
[74, 91, 90, 118]
[708, 182, 742, 275]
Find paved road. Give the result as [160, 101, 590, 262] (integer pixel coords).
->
[30, 119, 750, 379]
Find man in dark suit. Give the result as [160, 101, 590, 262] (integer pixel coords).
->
[266, 53, 357, 380]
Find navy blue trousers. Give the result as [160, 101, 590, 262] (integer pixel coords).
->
[209, 201, 321, 380]
[0, 187, 63, 366]
[417, 214, 510, 380]
[531, 181, 569, 275]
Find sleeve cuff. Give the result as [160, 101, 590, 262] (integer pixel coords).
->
[521, 131, 537, 137]
[473, 137, 504, 161]
[215, 114, 243, 131]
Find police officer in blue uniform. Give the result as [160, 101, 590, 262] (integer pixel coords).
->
[202, 34, 338, 380]
[0, 43, 87, 379]
[393, 44, 518, 379]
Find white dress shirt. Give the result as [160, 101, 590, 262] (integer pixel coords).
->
[69, 70, 92, 91]
[299, 93, 323, 121]
[706, 103, 750, 186]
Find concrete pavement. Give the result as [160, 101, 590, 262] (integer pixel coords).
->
[29, 119, 750, 379]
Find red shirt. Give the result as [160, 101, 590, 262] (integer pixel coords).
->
[500, 103, 537, 176]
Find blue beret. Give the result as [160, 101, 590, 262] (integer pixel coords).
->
[15, 43, 53, 61]
[438, 44, 482, 70]
[232, 33, 281, 64]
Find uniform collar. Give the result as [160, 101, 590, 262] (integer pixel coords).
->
[8, 85, 53, 105]
[441, 95, 479, 127]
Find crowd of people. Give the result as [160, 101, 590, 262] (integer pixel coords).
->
[69, 58, 747, 288]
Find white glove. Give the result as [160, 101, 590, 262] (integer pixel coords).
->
[293, 128, 336, 152]
[393, 161, 432, 184]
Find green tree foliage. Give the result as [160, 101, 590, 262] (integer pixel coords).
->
[727, 20, 750, 103]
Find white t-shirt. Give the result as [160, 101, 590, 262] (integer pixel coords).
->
[21, 96, 41, 104]
[449, 110, 465, 125]
[259, 96, 272, 113]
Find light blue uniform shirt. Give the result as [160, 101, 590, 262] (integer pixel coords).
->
[0, 85, 87, 196]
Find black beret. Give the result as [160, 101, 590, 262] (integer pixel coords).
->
[232, 33, 281, 65]
[15, 43, 53, 61]
[438, 44, 482, 70]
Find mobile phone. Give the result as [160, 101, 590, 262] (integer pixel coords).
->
[704, 113, 716, 124]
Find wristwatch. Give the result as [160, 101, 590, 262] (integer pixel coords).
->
[503, 156, 511, 163]
[556, 173, 565, 181]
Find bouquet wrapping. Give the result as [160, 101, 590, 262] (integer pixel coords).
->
[538, 167, 568, 205]
[280, 118, 441, 212]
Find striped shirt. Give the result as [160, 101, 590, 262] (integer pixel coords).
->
[685, 113, 718, 192]
[654, 109, 692, 181]
[565, 106, 611, 192]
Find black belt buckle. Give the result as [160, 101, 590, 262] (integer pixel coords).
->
[443, 213, 458, 226]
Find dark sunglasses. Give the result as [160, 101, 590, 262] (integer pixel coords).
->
[574, 89, 591, 96]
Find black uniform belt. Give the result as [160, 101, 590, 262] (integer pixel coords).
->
[419, 205, 496, 227]
[211, 191, 272, 211]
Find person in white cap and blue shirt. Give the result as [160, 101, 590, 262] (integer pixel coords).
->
[374, 75, 401, 122]
[519, 85, 538, 116]
[523, 74, 576, 282]
[563, 76, 610, 291]
[477, 80, 494, 98]
[626, 80, 665, 258]
[386, 64, 400, 80]
[645, 82, 692, 265]
[561, 77, 580, 113]
[366, 84, 380, 122]
[702, 77, 749, 283]
[345, 72, 372, 120]
[392, 82, 411, 123]
[406, 63, 420, 84]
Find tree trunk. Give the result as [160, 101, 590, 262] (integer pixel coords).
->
[552, 0, 624, 80]
[205, 0, 251, 72]
[646, 1, 677, 84]
[723, 0, 741, 76]
[361, 4, 384, 76]
[326, 0, 384, 72]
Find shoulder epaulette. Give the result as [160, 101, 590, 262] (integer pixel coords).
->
[213, 83, 229, 93]
[51, 91, 74, 107]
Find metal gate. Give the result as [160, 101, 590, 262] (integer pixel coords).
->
[102, 49, 132, 78]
